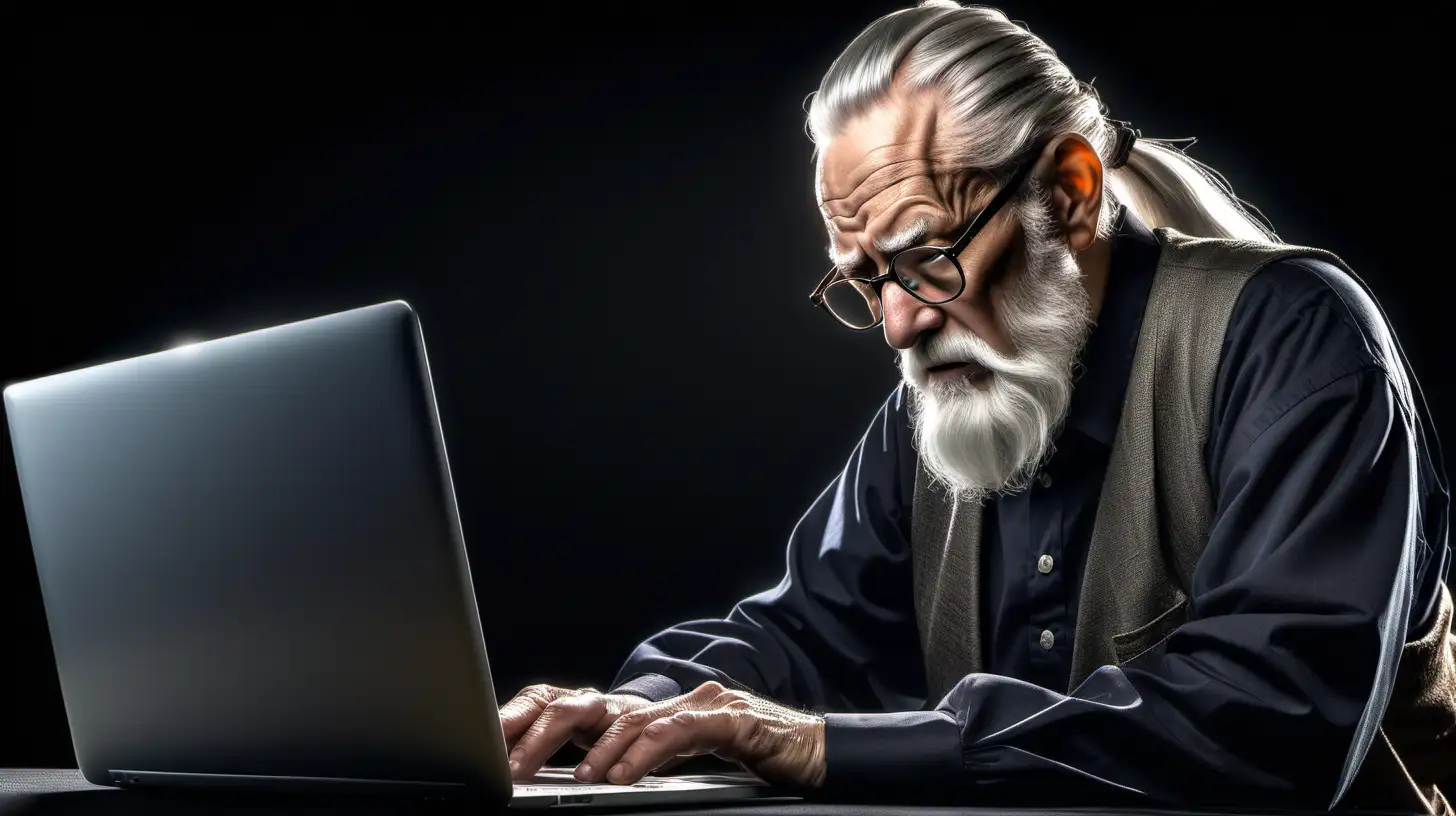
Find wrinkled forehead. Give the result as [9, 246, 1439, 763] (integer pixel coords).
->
[816, 87, 949, 219]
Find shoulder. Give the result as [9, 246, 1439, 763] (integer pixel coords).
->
[1227, 255, 1394, 372]
[1209, 255, 1400, 461]
[1219, 254, 1397, 393]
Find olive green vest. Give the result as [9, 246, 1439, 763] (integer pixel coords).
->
[909, 226, 1454, 813]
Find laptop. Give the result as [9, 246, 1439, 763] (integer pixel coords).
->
[4, 300, 794, 808]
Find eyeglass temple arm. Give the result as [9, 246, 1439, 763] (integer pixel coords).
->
[947, 151, 1042, 257]
[809, 267, 838, 302]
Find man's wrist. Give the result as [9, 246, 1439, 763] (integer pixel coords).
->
[806, 715, 827, 789]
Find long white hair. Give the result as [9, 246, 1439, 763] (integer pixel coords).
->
[805, 0, 1280, 243]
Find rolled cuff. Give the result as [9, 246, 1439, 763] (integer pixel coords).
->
[609, 673, 683, 702]
[823, 710, 963, 792]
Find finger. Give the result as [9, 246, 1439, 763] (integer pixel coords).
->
[574, 703, 668, 782]
[499, 685, 562, 747]
[502, 687, 604, 752]
[510, 692, 609, 780]
[605, 710, 743, 786]
[575, 684, 743, 782]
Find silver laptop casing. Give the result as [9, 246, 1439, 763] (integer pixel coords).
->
[5, 302, 514, 803]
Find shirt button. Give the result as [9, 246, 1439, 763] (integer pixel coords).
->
[1039, 629, 1056, 650]
[1037, 471, 1053, 488]
[1037, 554, 1055, 574]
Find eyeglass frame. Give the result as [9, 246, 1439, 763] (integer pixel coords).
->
[808, 142, 1046, 331]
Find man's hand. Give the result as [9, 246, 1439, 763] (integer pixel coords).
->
[572, 681, 826, 790]
[500, 684, 662, 780]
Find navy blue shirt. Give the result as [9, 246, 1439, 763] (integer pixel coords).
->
[608, 207, 1451, 807]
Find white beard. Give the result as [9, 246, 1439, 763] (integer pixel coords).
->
[899, 181, 1094, 504]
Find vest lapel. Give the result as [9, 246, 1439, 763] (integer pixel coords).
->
[910, 458, 984, 704]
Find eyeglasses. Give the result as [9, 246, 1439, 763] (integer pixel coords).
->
[808, 147, 1042, 331]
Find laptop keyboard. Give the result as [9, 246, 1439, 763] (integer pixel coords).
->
[517, 768, 758, 790]
[518, 769, 659, 789]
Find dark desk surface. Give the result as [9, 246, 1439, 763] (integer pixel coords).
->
[0, 770, 1424, 816]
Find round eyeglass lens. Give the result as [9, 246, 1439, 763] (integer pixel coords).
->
[822, 278, 883, 329]
[893, 247, 963, 304]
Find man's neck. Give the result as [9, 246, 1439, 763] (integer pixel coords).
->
[1074, 232, 1115, 323]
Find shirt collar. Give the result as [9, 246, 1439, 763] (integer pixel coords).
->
[1060, 204, 1160, 448]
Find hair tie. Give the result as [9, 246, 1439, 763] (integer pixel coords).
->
[1108, 120, 1139, 169]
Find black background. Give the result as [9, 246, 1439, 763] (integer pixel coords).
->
[6, 2, 1451, 768]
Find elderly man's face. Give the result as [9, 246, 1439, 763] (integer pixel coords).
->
[818, 85, 1025, 377]
[817, 83, 1097, 499]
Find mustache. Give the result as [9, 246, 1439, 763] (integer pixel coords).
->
[899, 329, 1051, 384]
[917, 332, 999, 369]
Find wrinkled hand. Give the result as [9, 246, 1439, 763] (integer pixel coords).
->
[573, 681, 826, 790]
[499, 681, 826, 790]
[500, 684, 666, 780]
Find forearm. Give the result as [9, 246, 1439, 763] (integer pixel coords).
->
[609, 618, 783, 702]
[819, 645, 1380, 806]
[608, 588, 925, 713]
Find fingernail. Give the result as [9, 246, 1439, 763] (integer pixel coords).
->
[509, 760, 520, 775]
[609, 763, 627, 782]
[576, 764, 593, 780]
[511, 749, 524, 763]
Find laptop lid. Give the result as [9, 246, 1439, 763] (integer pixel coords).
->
[4, 301, 511, 803]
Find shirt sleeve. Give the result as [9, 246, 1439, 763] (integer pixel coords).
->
[608, 383, 929, 715]
[823, 263, 1444, 807]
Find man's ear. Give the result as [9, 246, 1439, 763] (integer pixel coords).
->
[1036, 132, 1103, 251]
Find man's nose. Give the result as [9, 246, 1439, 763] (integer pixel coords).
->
[881, 280, 944, 350]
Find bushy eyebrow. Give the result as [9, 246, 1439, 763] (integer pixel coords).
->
[827, 215, 934, 272]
